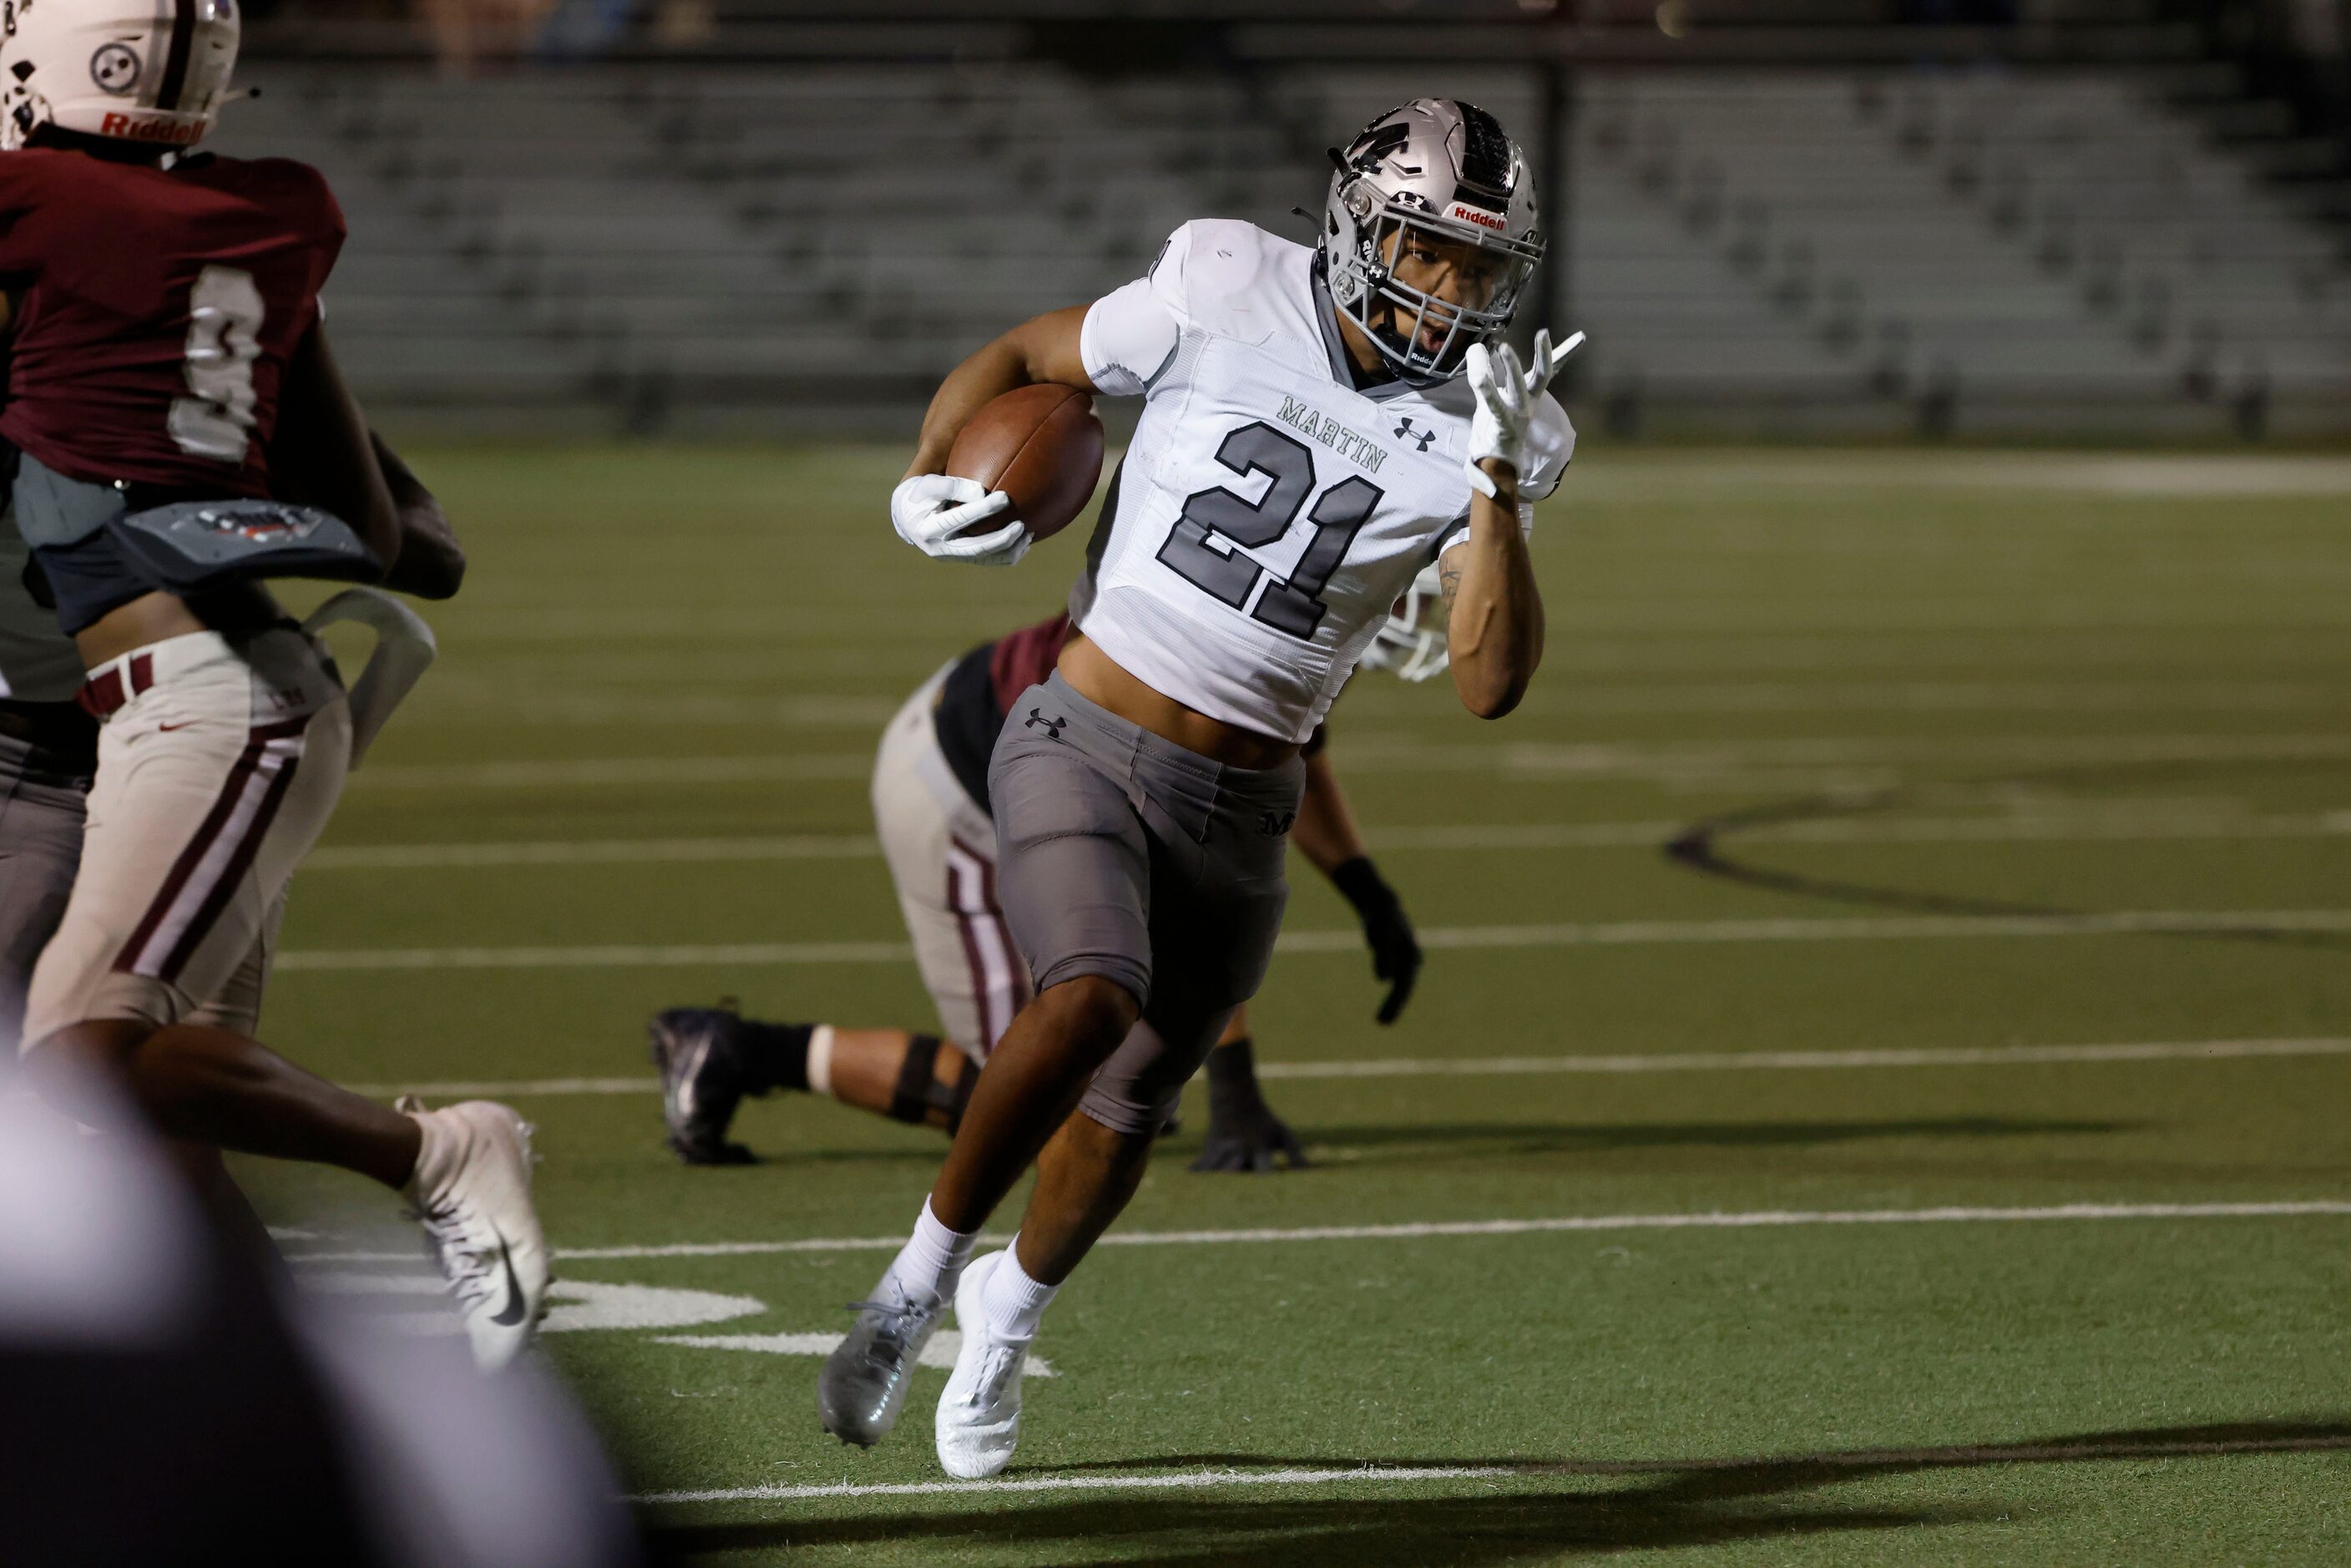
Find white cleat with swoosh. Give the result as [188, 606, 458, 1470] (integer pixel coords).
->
[934, 1251, 1032, 1479]
[398, 1096, 551, 1371]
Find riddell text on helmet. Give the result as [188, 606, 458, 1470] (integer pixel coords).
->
[1443, 201, 1508, 231]
[98, 112, 203, 144]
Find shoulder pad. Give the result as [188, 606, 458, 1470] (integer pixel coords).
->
[1164, 220, 1307, 343]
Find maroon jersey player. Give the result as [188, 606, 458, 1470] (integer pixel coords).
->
[0, 146, 342, 498]
[645, 609, 1428, 1174]
[0, 0, 546, 1366]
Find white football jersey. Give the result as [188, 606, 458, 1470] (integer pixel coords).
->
[1071, 219, 1570, 742]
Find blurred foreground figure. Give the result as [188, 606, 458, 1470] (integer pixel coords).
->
[0, 1084, 640, 1568]
[0, 0, 547, 1364]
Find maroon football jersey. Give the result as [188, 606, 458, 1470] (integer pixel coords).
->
[0, 148, 344, 497]
[986, 612, 1074, 716]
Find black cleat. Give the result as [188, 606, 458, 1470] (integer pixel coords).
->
[648, 1007, 756, 1166]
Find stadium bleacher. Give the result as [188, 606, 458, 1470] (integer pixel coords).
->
[221, 4, 2350, 438]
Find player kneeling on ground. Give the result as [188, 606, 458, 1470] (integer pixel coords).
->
[0, 0, 548, 1368]
[819, 99, 1575, 1475]
[648, 606, 1437, 1172]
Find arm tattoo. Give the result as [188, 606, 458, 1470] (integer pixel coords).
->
[1438, 561, 1464, 620]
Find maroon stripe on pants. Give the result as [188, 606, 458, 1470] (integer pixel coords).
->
[113, 714, 314, 980]
[973, 846, 1030, 1014]
[114, 735, 269, 976]
[157, 751, 301, 983]
[946, 845, 997, 1051]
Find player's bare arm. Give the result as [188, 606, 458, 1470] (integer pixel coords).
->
[369, 432, 466, 600]
[1438, 478, 1544, 719]
[889, 305, 1096, 572]
[903, 304, 1094, 478]
[1441, 329, 1578, 718]
[270, 321, 401, 571]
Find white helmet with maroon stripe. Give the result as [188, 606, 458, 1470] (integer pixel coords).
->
[0, 0, 240, 152]
[1320, 98, 1545, 386]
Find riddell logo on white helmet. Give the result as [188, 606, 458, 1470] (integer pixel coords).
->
[98, 110, 204, 144]
[1444, 201, 1509, 232]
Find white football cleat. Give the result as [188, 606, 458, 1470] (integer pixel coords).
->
[397, 1096, 550, 1371]
[934, 1250, 1033, 1479]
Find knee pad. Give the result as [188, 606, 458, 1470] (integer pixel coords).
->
[887, 1034, 978, 1132]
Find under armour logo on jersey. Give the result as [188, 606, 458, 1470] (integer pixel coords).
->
[1393, 416, 1437, 453]
[1259, 810, 1297, 837]
[1025, 708, 1066, 741]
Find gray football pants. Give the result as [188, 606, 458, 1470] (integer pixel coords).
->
[0, 733, 88, 1058]
[987, 671, 1304, 1136]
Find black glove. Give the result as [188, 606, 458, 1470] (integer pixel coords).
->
[1329, 856, 1421, 1024]
[1190, 1039, 1307, 1173]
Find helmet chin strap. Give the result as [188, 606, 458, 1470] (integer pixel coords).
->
[1363, 292, 1469, 386]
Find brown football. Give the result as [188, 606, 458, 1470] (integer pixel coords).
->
[945, 382, 1105, 545]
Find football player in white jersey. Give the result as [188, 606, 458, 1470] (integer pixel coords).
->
[821, 99, 1576, 1476]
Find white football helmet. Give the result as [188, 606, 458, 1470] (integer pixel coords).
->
[0, 0, 241, 152]
[1358, 564, 1449, 683]
[1320, 99, 1545, 386]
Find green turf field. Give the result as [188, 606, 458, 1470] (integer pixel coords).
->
[242, 445, 2351, 1565]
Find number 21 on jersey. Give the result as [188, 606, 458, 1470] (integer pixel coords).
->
[169, 265, 265, 463]
[1156, 420, 1383, 640]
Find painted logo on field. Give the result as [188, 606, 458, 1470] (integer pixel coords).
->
[290, 1267, 1061, 1374]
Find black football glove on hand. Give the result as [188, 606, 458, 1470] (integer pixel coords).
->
[1190, 1038, 1307, 1173]
[1330, 856, 1422, 1024]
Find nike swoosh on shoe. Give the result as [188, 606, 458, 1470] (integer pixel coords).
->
[489, 1239, 529, 1328]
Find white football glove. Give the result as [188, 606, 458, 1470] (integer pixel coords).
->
[1464, 328, 1584, 499]
[890, 473, 1028, 567]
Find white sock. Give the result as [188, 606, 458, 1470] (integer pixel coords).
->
[806, 1025, 837, 1098]
[983, 1239, 1059, 1342]
[879, 1196, 975, 1304]
[399, 1101, 453, 1201]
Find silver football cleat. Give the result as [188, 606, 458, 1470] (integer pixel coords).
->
[817, 1283, 945, 1447]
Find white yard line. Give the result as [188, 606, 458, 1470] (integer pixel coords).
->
[409, 681, 2351, 727]
[635, 1464, 1514, 1505]
[274, 908, 2351, 974]
[299, 813, 2351, 871]
[348, 1075, 664, 1096]
[633, 1426, 2351, 1505]
[347, 732, 2351, 791]
[283, 1200, 2351, 1266]
[1258, 1036, 2351, 1080]
[1381, 813, 2351, 849]
[307, 835, 882, 870]
[343, 1036, 2351, 1100]
[350, 756, 874, 790]
[276, 939, 916, 971]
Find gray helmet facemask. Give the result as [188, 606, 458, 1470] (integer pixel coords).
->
[1318, 98, 1545, 387]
